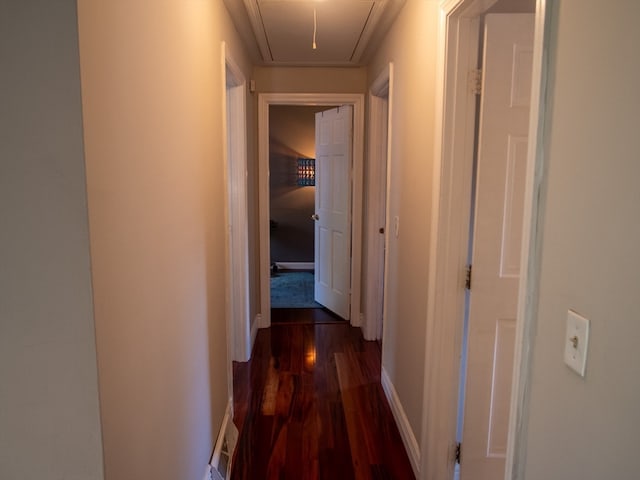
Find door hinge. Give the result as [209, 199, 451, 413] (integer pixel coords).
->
[455, 442, 462, 464]
[465, 264, 472, 290]
[469, 68, 482, 95]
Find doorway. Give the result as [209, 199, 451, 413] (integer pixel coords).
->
[420, 0, 549, 479]
[455, 9, 535, 480]
[258, 93, 365, 329]
[268, 105, 329, 310]
[363, 63, 393, 342]
[223, 43, 251, 365]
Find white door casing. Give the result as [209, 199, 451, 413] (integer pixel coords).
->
[314, 106, 353, 320]
[460, 14, 534, 480]
[257, 93, 364, 329]
[222, 42, 251, 368]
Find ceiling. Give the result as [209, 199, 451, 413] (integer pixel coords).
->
[223, 0, 406, 67]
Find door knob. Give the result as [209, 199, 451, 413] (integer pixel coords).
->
[311, 214, 320, 221]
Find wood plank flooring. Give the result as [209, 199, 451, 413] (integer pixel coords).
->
[231, 309, 415, 480]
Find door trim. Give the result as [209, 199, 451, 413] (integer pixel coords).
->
[505, 3, 552, 478]
[222, 45, 251, 365]
[258, 93, 365, 328]
[419, 1, 550, 479]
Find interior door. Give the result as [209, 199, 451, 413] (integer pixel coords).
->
[460, 14, 534, 479]
[313, 105, 353, 320]
[375, 98, 389, 340]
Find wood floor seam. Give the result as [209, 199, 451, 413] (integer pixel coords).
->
[231, 309, 415, 480]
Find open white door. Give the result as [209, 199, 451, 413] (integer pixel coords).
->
[460, 14, 534, 479]
[313, 106, 353, 320]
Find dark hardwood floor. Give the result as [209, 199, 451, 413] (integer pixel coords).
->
[231, 309, 415, 480]
[269, 307, 345, 325]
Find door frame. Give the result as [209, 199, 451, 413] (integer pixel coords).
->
[419, 1, 551, 479]
[222, 42, 250, 362]
[258, 93, 365, 328]
[222, 44, 252, 365]
[364, 63, 393, 341]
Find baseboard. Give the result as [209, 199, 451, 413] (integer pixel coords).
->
[209, 399, 238, 479]
[275, 261, 314, 270]
[250, 314, 259, 355]
[256, 312, 262, 329]
[353, 312, 364, 332]
[381, 367, 420, 477]
[359, 311, 376, 341]
[202, 464, 213, 480]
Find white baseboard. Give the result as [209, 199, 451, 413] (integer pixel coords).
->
[210, 399, 238, 479]
[202, 464, 213, 480]
[275, 261, 314, 270]
[359, 311, 375, 341]
[252, 313, 265, 330]
[381, 367, 420, 477]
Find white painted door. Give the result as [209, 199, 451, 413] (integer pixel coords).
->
[460, 14, 534, 479]
[375, 98, 389, 340]
[314, 106, 352, 320]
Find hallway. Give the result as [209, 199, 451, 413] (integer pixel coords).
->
[231, 309, 415, 479]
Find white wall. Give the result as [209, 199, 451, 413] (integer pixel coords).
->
[367, 0, 440, 448]
[77, 1, 252, 479]
[522, 2, 640, 478]
[253, 66, 367, 94]
[0, 1, 104, 478]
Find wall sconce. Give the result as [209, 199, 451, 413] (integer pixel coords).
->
[297, 158, 315, 186]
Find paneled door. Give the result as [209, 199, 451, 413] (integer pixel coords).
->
[313, 106, 353, 320]
[461, 13, 534, 480]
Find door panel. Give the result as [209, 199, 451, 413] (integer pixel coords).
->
[487, 317, 516, 457]
[314, 106, 352, 320]
[500, 136, 528, 278]
[460, 14, 534, 480]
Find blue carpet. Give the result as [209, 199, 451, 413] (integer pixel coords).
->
[270, 271, 323, 309]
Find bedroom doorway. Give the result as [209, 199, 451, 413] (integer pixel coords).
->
[222, 43, 250, 363]
[258, 93, 365, 329]
[268, 105, 330, 310]
[420, 0, 548, 478]
[363, 63, 392, 342]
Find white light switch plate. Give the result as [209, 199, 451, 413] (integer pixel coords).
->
[564, 309, 590, 377]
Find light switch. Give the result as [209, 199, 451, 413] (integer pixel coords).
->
[564, 309, 590, 377]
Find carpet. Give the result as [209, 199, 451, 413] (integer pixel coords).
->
[270, 271, 323, 309]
